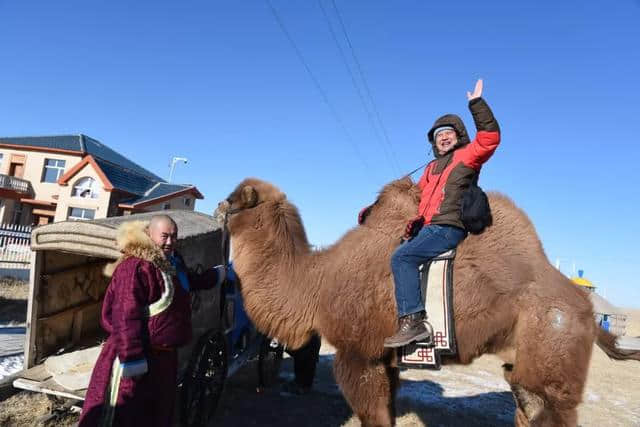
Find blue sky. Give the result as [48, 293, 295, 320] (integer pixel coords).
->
[1, 1, 639, 307]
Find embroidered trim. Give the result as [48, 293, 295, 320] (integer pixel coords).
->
[100, 357, 123, 427]
[148, 270, 175, 317]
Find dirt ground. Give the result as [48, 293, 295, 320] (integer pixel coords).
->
[1, 278, 639, 426]
[212, 315, 640, 427]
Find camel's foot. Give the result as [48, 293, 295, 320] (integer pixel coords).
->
[511, 384, 578, 427]
[512, 385, 545, 423]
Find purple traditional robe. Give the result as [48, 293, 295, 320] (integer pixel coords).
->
[79, 254, 219, 427]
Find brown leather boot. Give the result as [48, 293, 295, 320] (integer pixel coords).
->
[383, 311, 434, 348]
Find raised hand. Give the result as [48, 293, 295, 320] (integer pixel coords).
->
[467, 79, 483, 101]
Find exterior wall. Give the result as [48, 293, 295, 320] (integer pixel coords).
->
[0, 148, 82, 202]
[0, 146, 200, 224]
[54, 162, 113, 222]
[0, 148, 82, 224]
[139, 195, 197, 212]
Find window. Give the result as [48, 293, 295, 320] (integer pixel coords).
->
[184, 198, 192, 207]
[12, 203, 23, 224]
[163, 203, 171, 210]
[72, 177, 100, 199]
[42, 158, 66, 183]
[68, 207, 95, 221]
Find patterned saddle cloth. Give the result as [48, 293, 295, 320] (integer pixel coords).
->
[398, 249, 457, 369]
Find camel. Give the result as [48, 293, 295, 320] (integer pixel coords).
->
[215, 177, 640, 427]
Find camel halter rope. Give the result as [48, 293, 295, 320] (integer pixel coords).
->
[220, 161, 429, 246]
[360, 161, 430, 242]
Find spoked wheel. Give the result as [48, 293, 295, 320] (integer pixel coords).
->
[181, 330, 228, 427]
[257, 335, 284, 388]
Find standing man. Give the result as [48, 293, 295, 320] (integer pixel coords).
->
[383, 79, 501, 348]
[79, 215, 225, 426]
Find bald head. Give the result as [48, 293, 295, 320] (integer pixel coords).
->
[148, 215, 178, 255]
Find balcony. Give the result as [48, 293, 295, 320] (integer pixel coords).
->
[0, 174, 34, 199]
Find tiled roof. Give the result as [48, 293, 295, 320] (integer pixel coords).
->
[0, 135, 83, 152]
[93, 158, 158, 196]
[120, 182, 201, 206]
[81, 135, 162, 181]
[0, 134, 162, 181]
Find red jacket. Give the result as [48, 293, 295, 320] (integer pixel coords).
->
[417, 98, 500, 229]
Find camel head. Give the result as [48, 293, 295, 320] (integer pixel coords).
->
[216, 177, 285, 220]
[360, 177, 421, 231]
[216, 177, 309, 252]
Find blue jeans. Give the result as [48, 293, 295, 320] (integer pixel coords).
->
[391, 224, 466, 317]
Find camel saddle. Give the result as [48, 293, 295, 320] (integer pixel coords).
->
[398, 249, 457, 370]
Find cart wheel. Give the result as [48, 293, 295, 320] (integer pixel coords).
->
[181, 329, 227, 427]
[257, 335, 284, 388]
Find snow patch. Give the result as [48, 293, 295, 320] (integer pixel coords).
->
[0, 354, 24, 381]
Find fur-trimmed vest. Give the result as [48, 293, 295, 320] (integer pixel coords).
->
[100, 221, 196, 360]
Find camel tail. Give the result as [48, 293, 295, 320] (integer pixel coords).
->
[596, 328, 640, 361]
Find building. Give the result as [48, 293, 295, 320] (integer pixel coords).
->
[570, 269, 627, 336]
[570, 270, 596, 293]
[0, 135, 203, 225]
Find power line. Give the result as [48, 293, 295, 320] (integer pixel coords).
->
[264, 0, 372, 177]
[330, 0, 400, 171]
[316, 0, 400, 176]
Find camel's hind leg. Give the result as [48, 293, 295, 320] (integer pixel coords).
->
[333, 349, 398, 427]
[505, 306, 594, 427]
[508, 383, 577, 427]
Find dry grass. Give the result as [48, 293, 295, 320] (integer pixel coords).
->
[0, 391, 78, 426]
[0, 278, 28, 326]
[0, 278, 28, 301]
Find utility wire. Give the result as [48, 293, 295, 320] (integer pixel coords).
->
[330, 0, 400, 171]
[264, 0, 373, 177]
[316, 0, 400, 176]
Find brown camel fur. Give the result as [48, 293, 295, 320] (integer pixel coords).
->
[216, 177, 640, 427]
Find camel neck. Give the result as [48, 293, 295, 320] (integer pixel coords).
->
[231, 201, 319, 349]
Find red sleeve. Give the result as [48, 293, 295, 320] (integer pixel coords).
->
[111, 260, 151, 362]
[460, 130, 500, 170]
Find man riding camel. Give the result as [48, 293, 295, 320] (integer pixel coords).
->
[383, 79, 501, 348]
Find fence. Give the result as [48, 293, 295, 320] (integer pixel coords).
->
[0, 174, 31, 195]
[0, 223, 32, 265]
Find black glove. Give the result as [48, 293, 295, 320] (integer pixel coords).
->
[358, 205, 374, 225]
[404, 216, 424, 239]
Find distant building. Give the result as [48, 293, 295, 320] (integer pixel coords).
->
[570, 270, 596, 293]
[570, 269, 627, 336]
[0, 135, 203, 225]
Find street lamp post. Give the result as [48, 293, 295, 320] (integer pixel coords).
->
[168, 156, 188, 183]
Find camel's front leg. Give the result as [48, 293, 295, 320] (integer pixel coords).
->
[334, 350, 398, 427]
